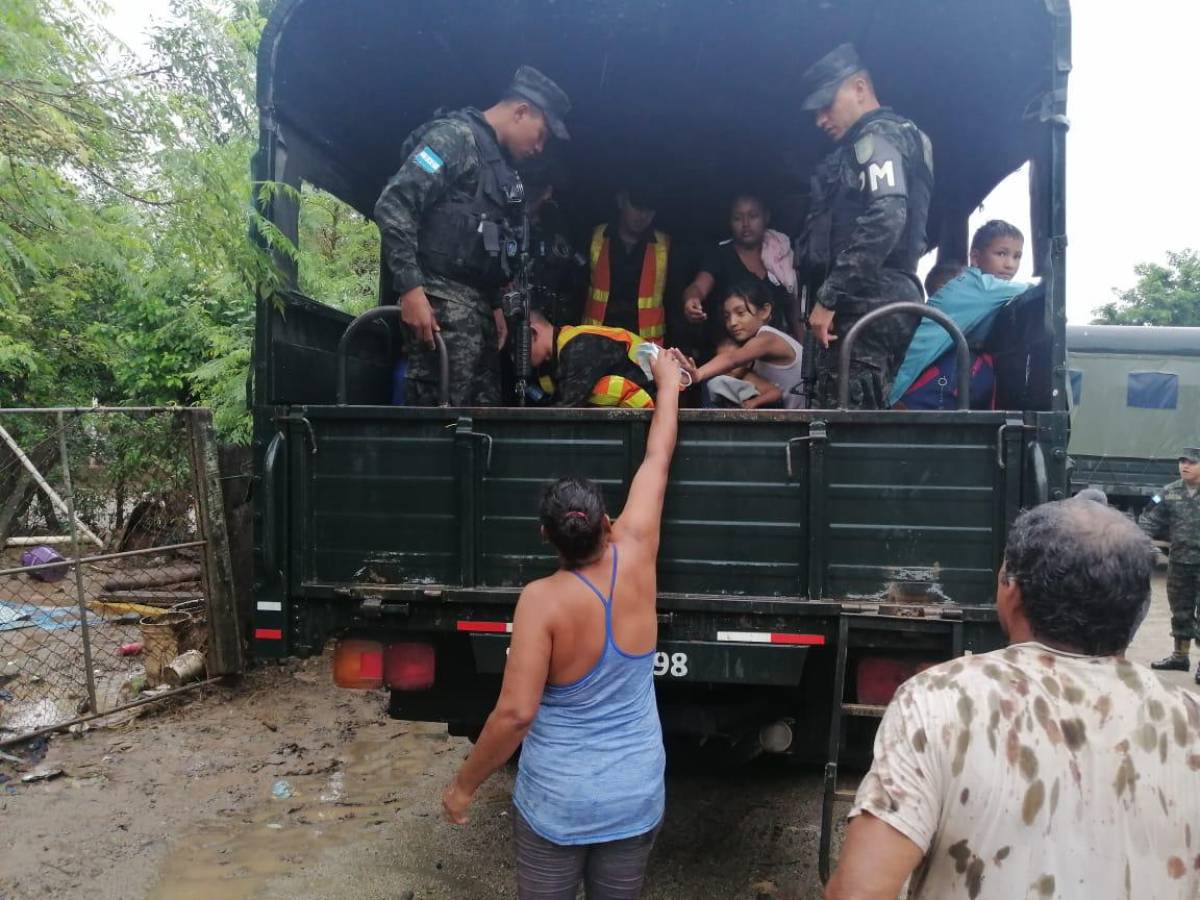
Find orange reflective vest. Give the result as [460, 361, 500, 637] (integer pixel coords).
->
[548, 325, 655, 409]
[585, 225, 669, 345]
[589, 376, 654, 409]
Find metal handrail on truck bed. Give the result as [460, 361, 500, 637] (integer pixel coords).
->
[837, 302, 972, 410]
[336, 306, 449, 406]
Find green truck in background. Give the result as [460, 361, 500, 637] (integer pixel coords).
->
[1067, 324, 1200, 512]
[249, 0, 1072, 878]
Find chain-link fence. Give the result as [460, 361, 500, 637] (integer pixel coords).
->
[0, 408, 240, 744]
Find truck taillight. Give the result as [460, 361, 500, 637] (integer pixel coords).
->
[385, 642, 435, 691]
[334, 639, 384, 689]
[856, 657, 937, 706]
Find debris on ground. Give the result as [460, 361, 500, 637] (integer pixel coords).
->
[20, 767, 63, 783]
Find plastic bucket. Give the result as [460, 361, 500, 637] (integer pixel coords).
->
[164, 649, 206, 687]
[139, 612, 192, 683]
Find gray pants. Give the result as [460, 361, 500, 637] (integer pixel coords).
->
[513, 807, 659, 899]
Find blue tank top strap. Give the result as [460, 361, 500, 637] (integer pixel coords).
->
[568, 545, 619, 609]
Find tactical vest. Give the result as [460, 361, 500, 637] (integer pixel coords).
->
[799, 109, 933, 290]
[414, 109, 524, 289]
[584, 226, 670, 345]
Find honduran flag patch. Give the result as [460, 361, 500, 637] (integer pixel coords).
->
[413, 146, 444, 174]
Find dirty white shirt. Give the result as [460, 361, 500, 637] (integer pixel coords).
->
[850, 642, 1200, 900]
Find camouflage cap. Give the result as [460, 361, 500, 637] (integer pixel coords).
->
[798, 43, 865, 111]
[1181, 447, 1200, 462]
[509, 65, 571, 141]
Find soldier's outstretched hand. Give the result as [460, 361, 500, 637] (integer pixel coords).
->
[399, 286, 440, 348]
[808, 304, 837, 348]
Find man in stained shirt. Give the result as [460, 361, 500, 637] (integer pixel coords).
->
[826, 499, 1200, 900]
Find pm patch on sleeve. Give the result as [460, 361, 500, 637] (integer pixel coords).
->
[855, 133, 907, 198]
[413, 145, 445, 174]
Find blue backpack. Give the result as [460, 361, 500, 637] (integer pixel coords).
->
[893, 350, 996, 410]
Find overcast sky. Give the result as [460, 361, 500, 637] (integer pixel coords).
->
[106, 0, 1198, 324]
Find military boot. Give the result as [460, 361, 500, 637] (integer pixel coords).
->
[1151, 639, 1191, 671]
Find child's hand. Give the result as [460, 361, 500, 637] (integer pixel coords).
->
[668, 349, 697, 388]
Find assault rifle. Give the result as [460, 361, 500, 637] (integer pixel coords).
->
[499, 213, 533, 406]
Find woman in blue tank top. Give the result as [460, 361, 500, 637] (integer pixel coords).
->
[442, 349, 685, 899]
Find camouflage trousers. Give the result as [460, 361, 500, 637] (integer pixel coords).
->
[403, 294, 500, 407]
[1166, 562, 1200, 641]
[813, 284, 921, 410]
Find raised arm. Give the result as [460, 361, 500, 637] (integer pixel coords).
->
[612, 350, 682, 551]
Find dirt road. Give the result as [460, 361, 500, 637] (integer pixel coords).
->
[0, 573, 1191, 900]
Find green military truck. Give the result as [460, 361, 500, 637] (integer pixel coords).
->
[249, 0, 1071, 877]
[1067, 324, 1200, 512]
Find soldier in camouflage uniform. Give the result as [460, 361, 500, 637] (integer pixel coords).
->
[794, 44, 934, 409]
[1139, 446, 1200, 680]
[374, 66, 571, 406]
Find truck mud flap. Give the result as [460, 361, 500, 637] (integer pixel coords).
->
[468, 635, 815, 687]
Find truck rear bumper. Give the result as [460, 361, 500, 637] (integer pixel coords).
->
[467, 635, 816, 687]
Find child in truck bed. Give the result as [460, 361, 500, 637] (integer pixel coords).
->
[890, 220, 1030, 409]
[681, 280, 805, 409]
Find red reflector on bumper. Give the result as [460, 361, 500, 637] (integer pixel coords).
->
[769, 633, 827, 646]
[456, 620, 513, 633]
[255, 628, 283, 640]
[715, 631, 826, 646]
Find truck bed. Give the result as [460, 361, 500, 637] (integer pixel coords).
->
[254, 403, 1059, 661]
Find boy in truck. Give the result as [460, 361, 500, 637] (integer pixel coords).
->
[923, 259, 965, 298]
[889, 221, 1029, 409]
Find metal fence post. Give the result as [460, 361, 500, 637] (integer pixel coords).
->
[56, 411, 99, 714]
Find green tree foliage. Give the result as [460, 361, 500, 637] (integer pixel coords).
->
[298, 186, 380, 315]
[1092, 250, 1200, 327]
[0, 0, 166, 403]
[0, 0, 377, 442]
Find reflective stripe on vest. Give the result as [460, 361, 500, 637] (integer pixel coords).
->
[556, 324, 645, 366]
[589, 376, 654, 409]
[585, 226, 669, 345]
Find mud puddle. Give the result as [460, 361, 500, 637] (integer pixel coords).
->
[147, 723, 460, 900]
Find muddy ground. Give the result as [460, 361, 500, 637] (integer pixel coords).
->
[0, 573, 1192, 900]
